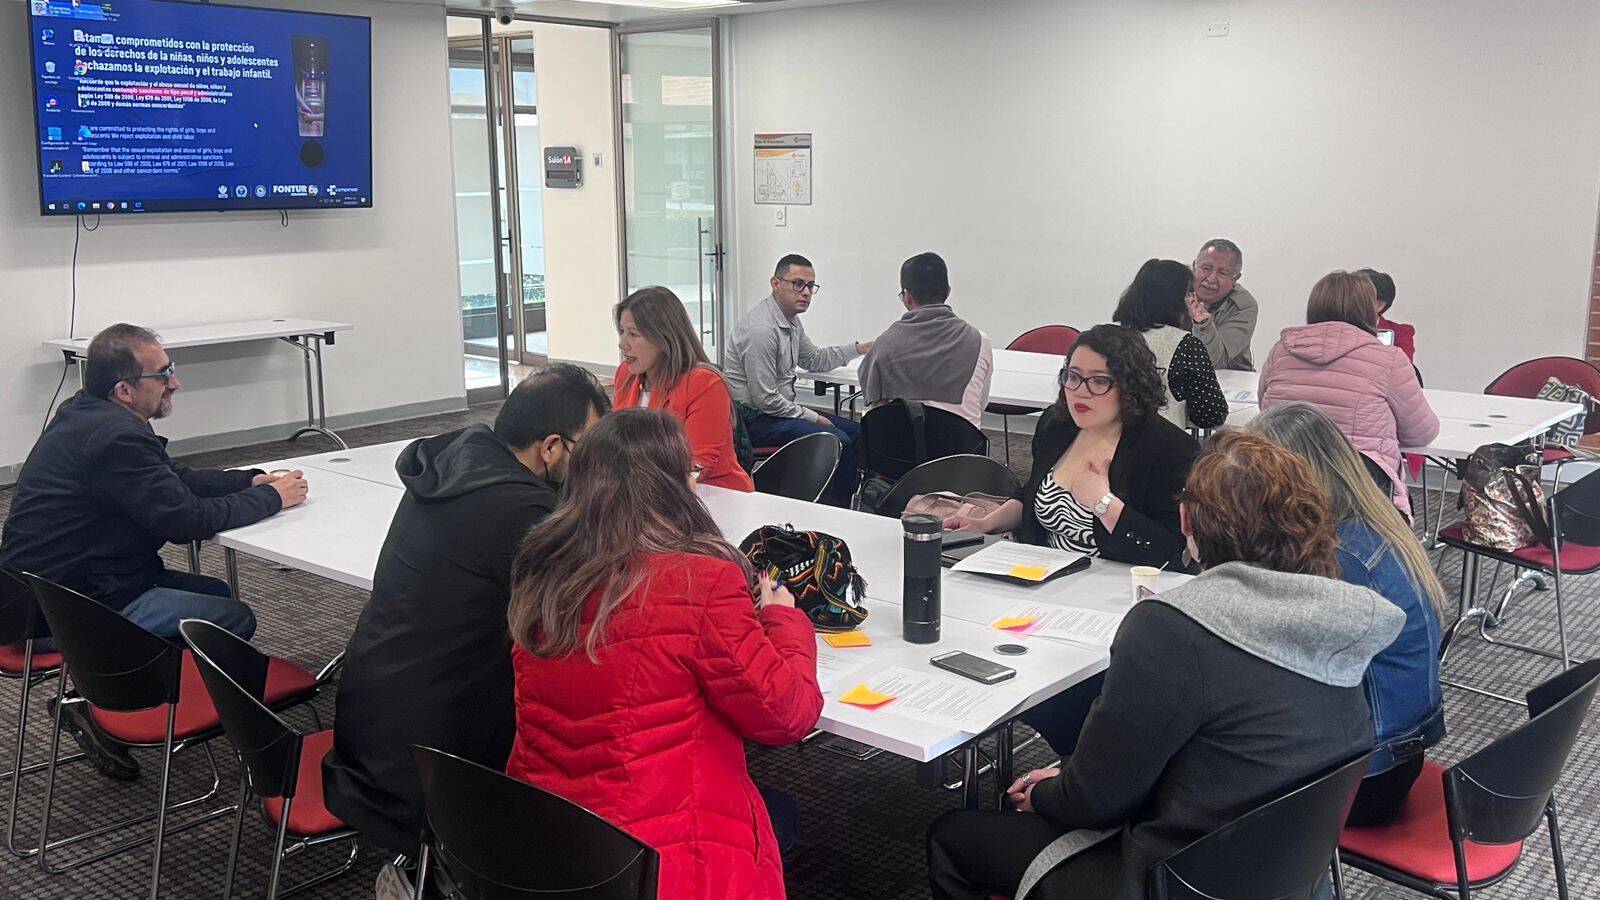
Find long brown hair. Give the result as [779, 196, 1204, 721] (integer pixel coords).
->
[1246, 402, 1448, 616]
[1182, 431, 1340, 578]
[614, 286, 716, 393]
[507, 408, 753, 660]
[1306, 270, 1378, 333]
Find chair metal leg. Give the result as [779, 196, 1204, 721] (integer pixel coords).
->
[266, 796, 293, 900]
[1000, 415, 1012, 466]
[145, 704, 179, 900]
[275, 831, 360, 896]
[412, 842, 432, 900]
[959, 746, 980, 810]
[222, 771, 250, 900]
[1452, 836, 1473, 900]
[35, 674, 68, 874]
[1547, 798, 1568, 900]
[994, 724, 1014, 810]
[1551, 560, 1571, 671]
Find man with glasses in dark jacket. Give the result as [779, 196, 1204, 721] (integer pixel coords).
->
[323, 363, 610, 864]
[1, 323, 307, 779]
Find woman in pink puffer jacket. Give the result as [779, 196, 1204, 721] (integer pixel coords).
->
[1259, 271, 1439, 517]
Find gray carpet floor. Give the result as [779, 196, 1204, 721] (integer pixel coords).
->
[0, 407, 1595, 899]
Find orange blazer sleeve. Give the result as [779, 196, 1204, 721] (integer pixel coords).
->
[678, 368, 739, 478]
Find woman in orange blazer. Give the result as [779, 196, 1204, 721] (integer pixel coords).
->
[613, 286, 755, 492]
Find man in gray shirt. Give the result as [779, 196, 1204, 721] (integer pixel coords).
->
[1184, 238, 1259, 371]
[725, 253, 873, 504]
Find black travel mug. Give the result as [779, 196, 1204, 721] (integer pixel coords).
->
[902, 513, 942, 644]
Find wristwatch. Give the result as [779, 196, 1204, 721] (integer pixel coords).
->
[1092, 492, 1117, 517]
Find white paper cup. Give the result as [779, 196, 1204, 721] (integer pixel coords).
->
[1130, 566, 1161, 600]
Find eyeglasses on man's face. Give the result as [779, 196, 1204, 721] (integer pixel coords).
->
[130, 362, 177, 387]
[1059, 368, 1116, 396]
[781, 278, 821, 295]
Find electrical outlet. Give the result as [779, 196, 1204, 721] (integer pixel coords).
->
[1206, 20, 1229, 37]
[774, 206, 787, 227]
[592, 152, 603, 167]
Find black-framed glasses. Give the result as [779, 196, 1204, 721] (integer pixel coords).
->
[129, 362, 177, 386]
[1059, 368, 1116, 396]
[782, 278, 821, 295]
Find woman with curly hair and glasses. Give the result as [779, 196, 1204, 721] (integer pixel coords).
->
[945, 324, 1198, 570]
[927, 432, 1403, 900]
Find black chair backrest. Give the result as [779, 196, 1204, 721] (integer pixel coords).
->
[872, 454, 1021, 519]
[860, 400, 988, 482]
[27, 574, 182, 712]
[179, 619, 303, 800]
[1553, 467, 1600, 546]
[1444, 658, 1600, 846]
[1148, 752, 1371, 900]
[411, 746, 659, 899]
[0, 569, 46, 646]
[1359, 453, 1394, 499]
[752, 432, 840, 503]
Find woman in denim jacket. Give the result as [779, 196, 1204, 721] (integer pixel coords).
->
[1249, 402, 1445, 824]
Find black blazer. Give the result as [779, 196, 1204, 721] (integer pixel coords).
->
[1012, 405, 1198, 569]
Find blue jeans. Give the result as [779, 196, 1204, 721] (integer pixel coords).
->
[741, 406, 861, 505]
[120, 570, 257, 641]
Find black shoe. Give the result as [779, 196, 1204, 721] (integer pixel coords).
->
[47, 697, 140, 782]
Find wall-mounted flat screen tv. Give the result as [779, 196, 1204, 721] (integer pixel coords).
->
[27, 0, 372, 216]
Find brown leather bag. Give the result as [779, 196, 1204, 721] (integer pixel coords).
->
[1460, 443, 1552, 552]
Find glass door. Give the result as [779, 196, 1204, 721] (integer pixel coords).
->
[619, 24, 723, 360]
[450, 25, 547, 401]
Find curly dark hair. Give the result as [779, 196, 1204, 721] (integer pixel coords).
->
[1053, 323, 1167, 425]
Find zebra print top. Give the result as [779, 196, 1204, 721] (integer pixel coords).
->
[1032, 469, 1098, 556]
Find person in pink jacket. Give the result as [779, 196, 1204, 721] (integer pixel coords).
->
[1259, 271, 1438, 518]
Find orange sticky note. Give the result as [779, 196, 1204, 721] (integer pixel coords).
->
[823, 631, 872, 648]
[1008, 564, 1050, 581]
[837, 684, 895, 709]
[990, 615, 1037, 631]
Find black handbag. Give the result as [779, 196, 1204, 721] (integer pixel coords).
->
[1554, 466, 1600, 547]
[738, 525, 868, 632]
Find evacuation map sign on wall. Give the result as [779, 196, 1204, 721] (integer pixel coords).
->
[754, 132, 810, 205]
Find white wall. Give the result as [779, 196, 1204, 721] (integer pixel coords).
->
[0, 0, 463, 479]
[534, 22, 623, 368]
[725, 0, 1600, 391]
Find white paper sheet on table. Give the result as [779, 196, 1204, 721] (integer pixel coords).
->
[949, 540, 1089, 581]
[995, 602, 1125, 650]
[815, 642, 873, 692]
[846, 665, 1018, 731]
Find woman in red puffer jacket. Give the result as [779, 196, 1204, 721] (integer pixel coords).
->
[504, 408, 822, 899]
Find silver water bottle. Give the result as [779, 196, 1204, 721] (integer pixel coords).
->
[902, 513, 942, 643]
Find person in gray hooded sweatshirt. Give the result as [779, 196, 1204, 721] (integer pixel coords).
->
[927, 431, 1405, 900]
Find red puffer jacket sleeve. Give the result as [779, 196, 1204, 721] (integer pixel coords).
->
[691, 561, 823, 745]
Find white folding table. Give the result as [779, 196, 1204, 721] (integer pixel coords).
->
[45, 317, 354, 449]
[802, 348, 1063, 414]
[215, 443, 1150, 804]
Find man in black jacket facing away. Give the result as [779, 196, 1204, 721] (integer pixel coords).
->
[1, 323, 307, 777]
[323, 363, 609, 855]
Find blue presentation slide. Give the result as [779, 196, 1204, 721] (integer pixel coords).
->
[29, 0, 372, 215]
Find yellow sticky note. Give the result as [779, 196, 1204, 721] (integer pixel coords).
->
[1008, 564, 1050, 581]
[837, 683, 895, 709]
[823, 631, 872, 648]
[990, 615, 1038, 631]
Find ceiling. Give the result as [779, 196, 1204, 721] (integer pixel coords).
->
[420, 0, 880, 27]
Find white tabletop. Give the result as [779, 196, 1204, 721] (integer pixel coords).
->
[278, 439, 413, 489]
[803, 349, 1062, 411]
[1216, 368, 1580, 458]
[216, 444, 1129, 761]
[44, 318, 354, 354]
[213, 466, 400, 592]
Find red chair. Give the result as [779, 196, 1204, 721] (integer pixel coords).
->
[27, 575, 320, 899]
[1485, 356, 1600, 463]
[180, 619, 358, 900]
[1339, 659, 1600, 900]
[987, 325, 1080, 465]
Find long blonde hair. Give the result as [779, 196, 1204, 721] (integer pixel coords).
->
[1246, 402, 1448, 616]
[507, 408, 753, 660]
